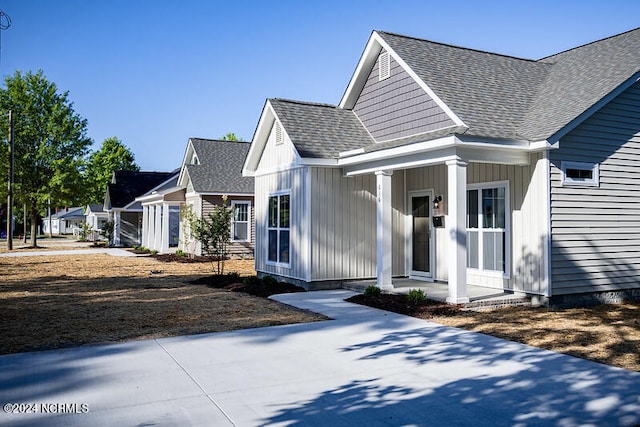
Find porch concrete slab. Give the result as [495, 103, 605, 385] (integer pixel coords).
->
[1, 290, 638, 426]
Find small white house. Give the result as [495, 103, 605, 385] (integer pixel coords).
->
[41, 207, 85, 235]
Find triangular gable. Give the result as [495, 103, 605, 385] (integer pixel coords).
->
[352, 46, 458, 142]
[243, 100, 302, 175]
[340, 30, 466, 139]
[177, 138, 197, 187]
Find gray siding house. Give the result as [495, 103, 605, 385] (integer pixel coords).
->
[176, 138, 255, 258]
[243, 28, 640, 305]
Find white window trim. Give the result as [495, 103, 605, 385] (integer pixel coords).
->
[467, 181, 511, 279]
[561, 161, 600, 187]
[266, 190, 291, 268]
[231, 200, 251, 243]
[379, 51, 390, 81]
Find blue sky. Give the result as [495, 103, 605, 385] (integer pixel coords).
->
[2, 0, 639, 171]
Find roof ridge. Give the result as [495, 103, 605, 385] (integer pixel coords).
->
[538, 26, 640, 61]
[189, 137, 250, 144]
[270, 98, 338, 109]
[376, 30, 539, 63]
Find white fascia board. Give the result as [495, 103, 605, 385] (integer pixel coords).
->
[341, 136, 534, 175]
[177, 140, 195, 185]
[338, 135, 458, 167]
[344, 149, 460, 176]
[339, 32, 381, 109]
[243, 100, 274, 175]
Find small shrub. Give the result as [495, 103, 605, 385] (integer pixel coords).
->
[407, 289, 428, 305]
[243, 276, 262, 287]
[227, 272, 241, 281]
[175, 249, 186, 257]
[150, 249, 158, 255]
[262, 275, 278, 287]
[364, 285, 382, 298]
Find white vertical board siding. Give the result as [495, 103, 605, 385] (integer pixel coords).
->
[406, 158, 547, 293]
[254, 167, 308, 281]
[257, 120, 299, 170]
[310, 168, 380, 280]
[549, 81, 640, 296]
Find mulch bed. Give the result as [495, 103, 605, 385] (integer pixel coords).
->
[347, 293, 462, 318]
[191, 275, 307, 298]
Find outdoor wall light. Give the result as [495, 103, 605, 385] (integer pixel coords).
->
[433, 195, 443, 209]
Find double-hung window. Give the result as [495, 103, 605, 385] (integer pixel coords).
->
[467, 183, 509, 275]
[267, 193, 290, 264]
[231, 201, 250, 242]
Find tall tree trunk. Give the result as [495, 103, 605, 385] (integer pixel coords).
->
[30, 205, 38, 247]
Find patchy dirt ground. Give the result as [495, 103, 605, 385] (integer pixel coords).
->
[0, 253, 326, 355]
[348, 293, 640, 372]
[2, 245, 639, 373]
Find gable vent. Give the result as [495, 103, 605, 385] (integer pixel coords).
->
[275, 121, 283, 145]
[378, 51, 390, 81]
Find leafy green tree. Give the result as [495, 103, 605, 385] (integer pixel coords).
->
[84, 137, 139, 204]
[0, 70, 92, 247]
[220, 132, 243, 142]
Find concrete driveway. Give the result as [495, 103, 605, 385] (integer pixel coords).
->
[0, 290, 638, 426]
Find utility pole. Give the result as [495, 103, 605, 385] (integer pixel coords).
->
[6, 110, 13, 249]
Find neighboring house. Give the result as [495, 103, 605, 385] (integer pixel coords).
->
[41, 207, 85, 235]
[243, 28, 640, 305]
[176, 138, 255, 258]
[104, 170, 177, 246]
[85, 203, 109, 231]
[136, 173, 184, 253]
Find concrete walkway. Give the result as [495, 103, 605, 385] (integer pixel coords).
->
[0, 290, 638, 426]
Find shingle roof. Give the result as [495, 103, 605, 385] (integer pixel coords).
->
[521, 28, 640, 140]
[377, 31, 551, 141]
[186, 139, 253, 194]
[269, 99, 375, 158]
[263, 28, 640, 161]
[107, 171, 176, 208]
[378, 28, 640, 142]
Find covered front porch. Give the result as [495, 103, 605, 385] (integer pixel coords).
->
[338, 134, 543, 305]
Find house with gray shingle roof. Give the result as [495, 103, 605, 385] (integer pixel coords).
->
[140, 138, 254, 257]
[243, 28, 640, 305]
[105, 170, 178, 246]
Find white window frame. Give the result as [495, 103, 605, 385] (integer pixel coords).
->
[466, 181, 511, 278]
[266, 191, 291, 267]
[561, 161, 599, 187]
[231, 200, 251, 243]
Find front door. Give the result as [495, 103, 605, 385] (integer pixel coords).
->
[411, 193, 432, 278]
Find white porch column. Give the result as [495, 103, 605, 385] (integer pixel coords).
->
[161, 203, 170, 253]
[113, 211, 121, 246]
[147, 206, 155, 248]
[154, 204, 162, 251]
[446, 159, 469, 303]
[375, 170, 394, 291]
[141, 205, 149, 248]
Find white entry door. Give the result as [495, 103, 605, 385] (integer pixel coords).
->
[410, 192, 433, 278]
